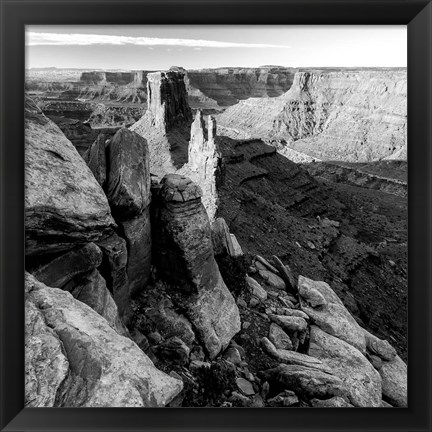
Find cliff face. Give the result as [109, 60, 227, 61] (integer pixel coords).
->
[187, 67, 297, 106]
[26, 70, 150, 109]
[217, 70, 407, 162]
[180, 111, 221, 221]
[130, 71, 192, 176]
[131, 73, 221, 220]
[27, 66, 296, 109]
[145, 71, 193, 130]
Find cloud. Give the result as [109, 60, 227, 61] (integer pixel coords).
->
[26, 32, 290, 49]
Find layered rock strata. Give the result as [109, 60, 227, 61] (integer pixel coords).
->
[25, 98, 115, 256]
[217, 69, 407, 163]
[152, 174, 241, 358]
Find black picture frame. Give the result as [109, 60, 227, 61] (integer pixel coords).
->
[1, 0, 431, 431]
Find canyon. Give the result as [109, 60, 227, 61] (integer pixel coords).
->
[24, 66, 407, 408]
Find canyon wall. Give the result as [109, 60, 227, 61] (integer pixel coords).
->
[26, 66, 298, 126]
[187, 66, 297, 106]
[27, 70, 150, 104]
[217, 69, 407, 162]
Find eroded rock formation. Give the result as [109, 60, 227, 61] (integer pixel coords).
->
[25, 98, 115, 256]
[131, 72, 222, 220]
[130, 70, 192, 176]
[180, 110, 221, 220]
[84, 127, 153, 297]
[152, 174, 241, 358]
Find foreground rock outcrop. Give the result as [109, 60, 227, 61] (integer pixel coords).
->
[25, 98, 115, 256]
[25, 273, 183, 407]
[152, 174, 241, 358]
[84, 127, 152, 297]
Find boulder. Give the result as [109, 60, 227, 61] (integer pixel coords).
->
[25, 273, 183, 407]
[25, 292, 70, 407]
[25, 101, 114, 256]
[379, 355, 407, 407]
[298, 276, 366, 353]
[31, 243, 102, 288]
[236, 377, 255, 396]
[155, 336, 191, 366]
[82, 133, 107, 187]
[119, 209, 152, 296]
[367, 353, 383, 370]
[144, 295, 196, 347]
[212, 217, 236, 256]
[259, 364, 347, 400]
[272, 255, 297, 292]
[259, 270, 286, 290]
[246, 276, 267, 301]
[255, 255, 279, 274]
[267, 391, 299, 407]
[180, 269, 241, 359]
[230, 234, 243, 257]
[96, 230, 131, 321]
[262, 337, 332, 373]
[269, 323, 293, 350]
[310, 397, 353, 407]
[363, 329, 397, 361]
[268, 314, 308, 334]
[153, 174, 212, 293]
[308, 326, 382, 407]
[64, 269, 128, 337]
[223, 347, 242, 365]
[105, 128, 151, 220]
[279, 309, 309, 320]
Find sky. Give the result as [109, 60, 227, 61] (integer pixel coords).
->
[26, 25, 407, 70]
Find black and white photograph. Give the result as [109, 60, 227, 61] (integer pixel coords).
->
[24, 24, 408, 408]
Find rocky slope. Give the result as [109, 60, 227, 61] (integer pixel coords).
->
[217, 69, 407, 163]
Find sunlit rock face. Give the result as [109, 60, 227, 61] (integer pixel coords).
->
[187, 66, 297, 106]
[131, 72, 222, 221]
[145, 71, 193, 130]
[180, 110, 221, 221]
[130, 71, 193, 176]
[218, 69, 407, 162]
